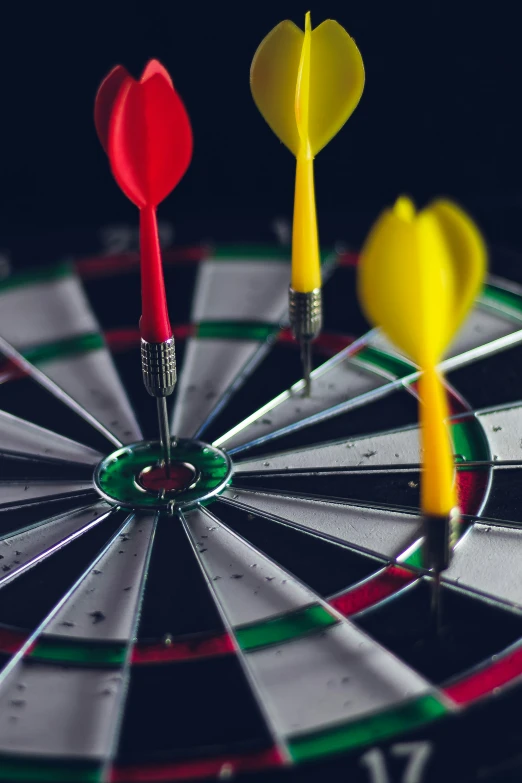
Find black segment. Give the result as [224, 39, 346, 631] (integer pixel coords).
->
[202, 342, 324, 444]
[231, 389, 418, 460]
[322, 266, 371, 336]
[0, 509, 125, 631]
[355, 579, 522, 684]
[0, 376, 113, 454]
[0, 453, 93, 481]
[447, 342, 522, 410]
[0, 494, 99, 538]
[137, 516, 224, 642]
[482, 467, 522, 523]
[117, 656, 272, 764]
[232, 470, 421, 510]
[214, 500, 380, 596]
[111, 343, 185, 440]
[82, 264, 198, 333]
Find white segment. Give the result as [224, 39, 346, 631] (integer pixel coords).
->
[476, 406, 522, 461]
[369, 303, 522, 361]
[0, 503, 112, 586]
[45, 513, 156, 642]
[39, 352, 141, 445]
[0, 272, 141, 445]
[191, 260, 289, 323]
[184, 506, 316, 626]
[216, 355, 388, 451]
[0, 481, 93, 508]
[0, 275, 98, 345]
[0, 410, 102, 464]
[247, 622, 432, 736]
[172, 339, 267, 438]
[222, 489, 422, 560]
[445, 523, 522, 608]
[0, 663, 124, 758]
[236, 427, 421, 473]
[448, 305, 522, 357]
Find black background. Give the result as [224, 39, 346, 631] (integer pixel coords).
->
[0, 0, 521, 252]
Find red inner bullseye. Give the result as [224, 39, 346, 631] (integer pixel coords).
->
[138, 462, 197, 494]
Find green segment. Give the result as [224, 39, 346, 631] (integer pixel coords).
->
[451, 418, 490, 467]
[236, 605, 337, 651]
[0, 262, 73, 293]
[401, 543, 423, 569]
[196, 321, 279, 341]
[289, 694, 447, 762]
[481, 284, 522, 317]
[29, 638, 126, 666]
[212, 244, 337, 263]
[0, 757, 101, 782]
[354, 346, 416, 379]
[22, 333, 104, 366]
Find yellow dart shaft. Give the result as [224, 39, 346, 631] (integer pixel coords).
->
[419, 364, 457, 516]
[291, 152, 321, 292]
[291, 13, 321, 294]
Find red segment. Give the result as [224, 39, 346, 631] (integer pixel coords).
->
[457, 469, 489, 516]
[444, 644, 522, 705]
[110, 747, 284, 782]
[132, 633, 235, 664]
[277, 328, 355, 357]
[138, 462, 197, 494]
[75, 247, 208, 280]
[0, 627, 28, 655]
[337, 250, 360, 267]
[329, 566, 415, 616]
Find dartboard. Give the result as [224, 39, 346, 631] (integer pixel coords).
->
[0, 225, 522, 783]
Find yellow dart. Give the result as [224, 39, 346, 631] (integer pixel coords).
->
[358, 196, 486, 619]
[251, 11, 364, 393]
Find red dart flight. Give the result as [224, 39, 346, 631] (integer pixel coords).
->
[95, 60, 193, 343]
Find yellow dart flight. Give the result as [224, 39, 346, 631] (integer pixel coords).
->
[251, 12, 364, 391]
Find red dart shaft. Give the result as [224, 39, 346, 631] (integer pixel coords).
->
[139, 204, 172, 343]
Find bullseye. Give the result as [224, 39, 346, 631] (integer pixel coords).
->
[94, 438, 232, 511]
[138, 461, 198, 494]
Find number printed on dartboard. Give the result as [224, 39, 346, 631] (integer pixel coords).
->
[359, 743, 433, 783]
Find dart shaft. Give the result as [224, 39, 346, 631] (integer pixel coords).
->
[140, 205, 172, 343]
[291, 154, 321, 292]
[141, 337, 176, 471]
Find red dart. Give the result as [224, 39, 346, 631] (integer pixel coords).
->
[95, 59, 193, 342]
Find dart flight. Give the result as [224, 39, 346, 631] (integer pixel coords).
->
[251, 12, 364, 392]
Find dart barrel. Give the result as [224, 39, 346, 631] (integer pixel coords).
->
[141, 337, 177, 397]
[288, 287, 322, 342]
[423, 506, 460, 573]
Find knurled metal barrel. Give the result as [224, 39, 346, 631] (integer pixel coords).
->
[141, 337, 177, 397]
[288, 287, 322, 341]
[423, 506, 460, 573]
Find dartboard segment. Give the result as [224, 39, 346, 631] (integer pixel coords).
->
[171, 248, 290, 438]
[220, 488, 423, 563]
[0, 410, 102, 466]
[0, 264, 142, 447]
[0, 480, 94, 510]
